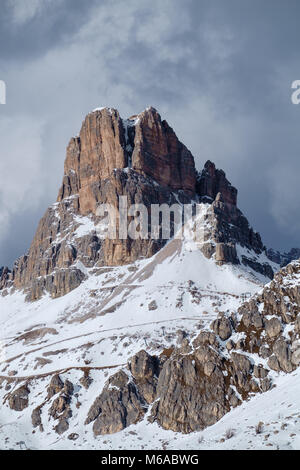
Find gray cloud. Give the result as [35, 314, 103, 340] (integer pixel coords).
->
[1, 0, 300, 266]
[8, 0, 50, 25]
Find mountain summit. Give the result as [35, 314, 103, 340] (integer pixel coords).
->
[1, 107, 276, 301]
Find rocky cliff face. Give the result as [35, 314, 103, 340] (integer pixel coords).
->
[0, 107, 277, 300]
[0, 267, 10, 286]
[57, 106, 196, 213]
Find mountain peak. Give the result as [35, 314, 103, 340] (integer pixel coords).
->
[58, 106, 196, 213]
[0, 107, 281, 301]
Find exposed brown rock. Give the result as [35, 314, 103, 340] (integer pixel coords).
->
[31, 407, 42, 428]
[85, 370, 146, 435]
[15, 327, 58, 344]
[291, 340, 300, 366]
[196, 161, 237, 206]
[79, 371, 93, 390]
[152, 351, 229, 433]
[132, 107, 196, 193]
[128, 350, 159, 404]
[8, 385, 30, 411]
[199, 193, 272, 272]
[58, 108, 127, 213]
[215, 243, 238, 265]
[0, 267, 11, 289]
[148, 300, 158, 311]
[48, 378, 74, 434]
[47, 374, 64, 399]
[272, 338, 293, 373]
[265, 317, 282, 339]
[54, 418, 69, 435]
[211, 315, 232, 341]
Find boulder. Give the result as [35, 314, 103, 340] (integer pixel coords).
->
[8, 385, 30, 412]
[47, 374, 64, 399]
[211, 315, 232, 341]
[272, 339, 293, 373]
[31, 407, 42, 428]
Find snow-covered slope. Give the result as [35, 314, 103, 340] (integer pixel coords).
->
[0, 205, 269, 376]
[0, 204, 277, 448]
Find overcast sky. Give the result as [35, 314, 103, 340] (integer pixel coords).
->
[1, 0, 300, 267]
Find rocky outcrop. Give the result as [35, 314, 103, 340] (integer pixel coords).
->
[79, 371, 93, 390]
[196, 160, 237, 206]
[85, 369, 146, 435]
[151, 345, 231, 433]
[29, 375, 75, 435]
[198, 192, 274, 275]
[7, 385, 30, 411]
[84, 350, 160, 435]
[149, 326, 270, 433]
[47, 374, 64, 398]
[82, 316, 273, 435]
[31, 407, 42, 428]
[211, 314, 232, 340]
[128, 350, 160, 404]
[0, 266, 9, 279]
[237, 260, 300, 373]
[82, 259, 300, 435]
[49, 379, 74, 425]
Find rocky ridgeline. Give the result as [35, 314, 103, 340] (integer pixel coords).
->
[0, 107, 280, 301]
[4, 258, 299, 436]
[266, 247, 300, 267]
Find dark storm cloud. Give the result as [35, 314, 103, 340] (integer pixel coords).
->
[0, 1, 97, 61]
[1, 0, 300, 267]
